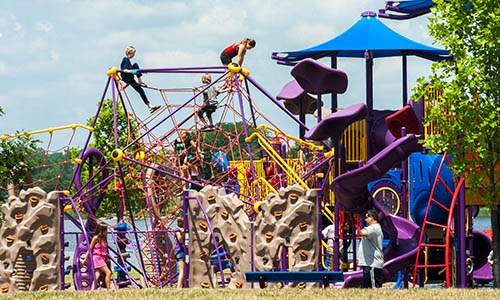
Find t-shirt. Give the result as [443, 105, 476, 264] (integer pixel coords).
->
[202, 84, 218, 103]
[358, 223, 384, 269]
[120, 57, 142, 82]
[174, 228, 182, 252]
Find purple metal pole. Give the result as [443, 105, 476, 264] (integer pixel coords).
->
[299, 98, 305, 140]
[59, 195, 66, 289]
[458, 176, 467, 287]
[401, 127, 408, 218]
[183, 190, 189, 288]
[331, 55, 338, 113]
[402, 55, 408, 107]
[122, 71, 229, 152]
[467, 208, 474, 287]
[65, 196, 97, 289]
[67, 77, 111, 190]
[109, 232, 141, 288]
[365, 50, 374, 159]
[400, 126, 409, 288]
[333, 139, 340, 271]
[317, 94, 322, 123]
[112, 78, 118, 149]
[141, 167, 163, 286]
[116, 161, 150, 288]
[123, 66, 226, 73]
[235, 74, 260, 202]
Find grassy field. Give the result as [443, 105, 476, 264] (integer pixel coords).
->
[2, 288, 500, 300]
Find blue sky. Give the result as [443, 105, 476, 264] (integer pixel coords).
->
[0, 0, 440, 147]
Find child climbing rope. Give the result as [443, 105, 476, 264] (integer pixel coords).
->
[194, 73, 230, 130]
[220, 38, 256, 67]
[120, 46, 161, 114]
[81, 223, 112, 290]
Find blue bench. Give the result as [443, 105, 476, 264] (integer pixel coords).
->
[245, 271, 344, 288]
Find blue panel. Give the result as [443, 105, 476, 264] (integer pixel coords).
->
[409, 152, 454, 226]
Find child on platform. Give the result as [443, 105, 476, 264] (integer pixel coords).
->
[220, 38, 256, 66]
[120, 46, 161, 113]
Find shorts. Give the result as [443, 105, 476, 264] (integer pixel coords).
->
[220, 52, 232, 65]
[174, 249, 185, 261]
[197, 102, 218, 117]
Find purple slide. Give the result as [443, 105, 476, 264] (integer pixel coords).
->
[472, 230, 493, 283]
[331, 134, 422, 287]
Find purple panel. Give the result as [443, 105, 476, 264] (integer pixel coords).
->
[304, 103, 367, 141]
[472, 230, 493, 282]
[331, 135, 421, 214]
[409, 98, 424, 132]
[276, 80, 307, 101]
[291, 58, 348, 95]
[370, 109, 397, 155]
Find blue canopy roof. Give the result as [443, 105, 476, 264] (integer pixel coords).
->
[273, 11, 449, 63]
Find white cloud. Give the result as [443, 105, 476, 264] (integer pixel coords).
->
[0, 61, 6, 74]
[35, 20, 53, 33]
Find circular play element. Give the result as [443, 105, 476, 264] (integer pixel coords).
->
[370, 180, 401, 216]
[111, 149, 124, 162]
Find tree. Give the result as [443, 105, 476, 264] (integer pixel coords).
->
[415, 0, 500, 287]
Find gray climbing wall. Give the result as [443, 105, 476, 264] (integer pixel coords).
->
[0, 187, 61, 293]
[187, 185, 320, 289]
[254, 186, 319, 288]
[187, 186, 251, 288]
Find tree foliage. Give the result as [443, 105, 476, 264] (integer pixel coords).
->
[0, 135, 41, 187]
[414, 0, 500, 287]
[0, 105, 42, 195]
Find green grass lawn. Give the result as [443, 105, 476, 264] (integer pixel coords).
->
[2, 288, 500, 300]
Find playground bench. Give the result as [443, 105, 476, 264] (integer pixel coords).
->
[245, 271, 344, 288]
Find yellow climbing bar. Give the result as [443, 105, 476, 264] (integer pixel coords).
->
[246, 131, 309, 190]
[250, 177, 278, 196]
[0, 124, 94, 140]
[255, 124, 323, 151]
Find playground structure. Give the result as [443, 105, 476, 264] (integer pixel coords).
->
[0, 3, 498, 293]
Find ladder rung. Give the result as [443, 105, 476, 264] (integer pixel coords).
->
[430, 198, 450, 211]
[420, 243, 446, 248]
[416, 264, 446, 268]
[424, 221, 447, 229]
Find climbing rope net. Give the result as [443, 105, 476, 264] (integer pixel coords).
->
[1, 65, 330, 290]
